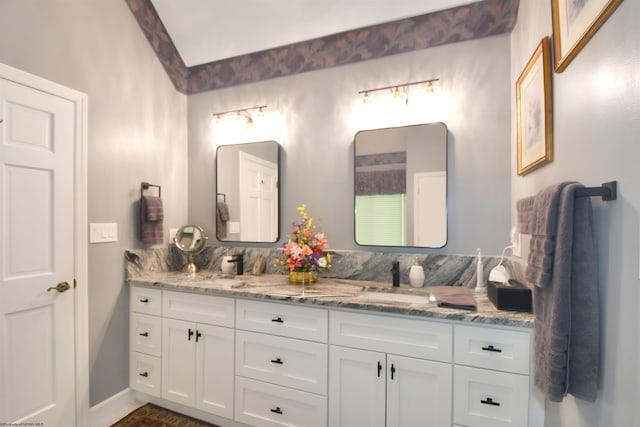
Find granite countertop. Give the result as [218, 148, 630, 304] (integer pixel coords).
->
[128, 272, 534, 328]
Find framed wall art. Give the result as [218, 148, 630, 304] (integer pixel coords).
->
[552, 0, 624, 72]
[516, 37, 553, 176]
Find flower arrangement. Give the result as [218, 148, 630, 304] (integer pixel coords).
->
[280, 204, 331, 273]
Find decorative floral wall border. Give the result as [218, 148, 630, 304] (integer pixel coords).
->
[126, 0, 519, 94]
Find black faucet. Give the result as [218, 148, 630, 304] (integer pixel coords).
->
[229, 254, 244, 275]
[391, 261, 400, 287]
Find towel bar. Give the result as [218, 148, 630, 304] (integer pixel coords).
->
[141, 182, 161, 199]
[574, 181, 616, 201]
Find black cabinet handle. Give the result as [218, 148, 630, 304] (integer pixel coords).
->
[481, 397, 500, 406]
[481, 345, 502, 353]
[390, 364, 396, 380]
[139, 332, 149, 337]
[271, 357, 284, 365]
[139, 372, 148, 377]
[139, 298, 149, 303]
[271, 317, 284, 323]
[377, 361, 382, 378]
[196, 330, 202, 342]
[188, 328, 194, 340]
[270, 407, 283, 415]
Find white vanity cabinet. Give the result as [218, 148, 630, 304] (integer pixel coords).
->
[453, 324, 533, 427]
[129, 287, 163, 397]
[329, 310, 453, 427]
[161, 291, 235, 419]
[234, 299, 329, 427]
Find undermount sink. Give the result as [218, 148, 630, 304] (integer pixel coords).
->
[358, 290, 432, 305]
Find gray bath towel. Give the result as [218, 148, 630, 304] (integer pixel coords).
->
[530, 182, 599, 402]
[516, 196, 535, 234]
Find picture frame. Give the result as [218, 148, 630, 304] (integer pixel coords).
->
[551, 0, 624, 72]
[516, 37, 553, 176]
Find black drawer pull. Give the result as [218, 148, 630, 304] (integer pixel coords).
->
[139, 332, 149, 337]
[271, 357, 284, 365]
[377, 361, 382, 378]
[270, 407, 283, 415]
[196, 330, 202, 342]
[139, 372, 148, 377]
[481, 345, 502, 353]
[390, 364, 396, 380]
[271, 317, 284, 323]
[188, 328, 194, 340]
[481, 397, 500, 406]
[139, 298, 149, 303]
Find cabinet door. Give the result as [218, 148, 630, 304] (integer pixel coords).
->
[195, 323, 235, 418]
[329, 346, 385, 427]
[386, 354, 452, 427]
[162, 318, 196, 406]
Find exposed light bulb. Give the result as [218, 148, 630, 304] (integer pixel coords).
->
[362, 92, 371, 104]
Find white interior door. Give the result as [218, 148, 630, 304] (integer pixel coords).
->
[0, 77, 76, 425]
[238, 151, 277, 241]
[414, 171, 447, 247]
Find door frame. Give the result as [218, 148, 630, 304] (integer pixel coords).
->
[0, 63, 89, 426]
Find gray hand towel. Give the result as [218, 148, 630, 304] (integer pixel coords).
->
[216, 201, 230, 239]
[532, 182, 599, 402]
[140, 195, 164, 245]
[433, 286, 477, 311]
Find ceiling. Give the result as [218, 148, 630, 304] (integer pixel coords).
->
[151, 0, 474, 67]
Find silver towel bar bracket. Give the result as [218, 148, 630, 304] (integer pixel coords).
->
[575, 181, 617, 201]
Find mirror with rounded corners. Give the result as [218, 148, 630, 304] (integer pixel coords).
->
[216, 141, 280, 243]
[174, 224, 208, 273]
[354, 122, 447, 248]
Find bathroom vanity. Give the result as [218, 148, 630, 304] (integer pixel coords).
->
[128, 271, 543, 427]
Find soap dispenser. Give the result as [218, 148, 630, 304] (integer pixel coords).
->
[409, 257, 425, 288]
[221, 249, 235, 275]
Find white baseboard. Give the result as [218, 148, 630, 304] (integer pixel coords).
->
[89, 388, 146, 427]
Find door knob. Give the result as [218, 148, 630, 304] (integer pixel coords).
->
[47, 281, 71, 293]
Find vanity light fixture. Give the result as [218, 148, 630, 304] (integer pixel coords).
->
[212, 105, 267, 129]
[358, 78, 440, 105]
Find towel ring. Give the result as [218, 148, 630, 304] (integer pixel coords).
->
[141, 182, 161, 199]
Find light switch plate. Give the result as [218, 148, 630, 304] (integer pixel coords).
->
[89, 222, 118, 243]
[228, 221, 240, 234]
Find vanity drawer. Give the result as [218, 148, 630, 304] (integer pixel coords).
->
[130, 352, 161, 397]
[130, 312, 162, 357]
[130, 286, 162, 316]
[454, 325, 530, 375]
[236, 330, 327, 395]
[162, 290, 234, 327]
[329, 310, 452, 362]
[235, 376, 327, 427]
[236, 299, 328, 342]
[453, 365, 529, 427]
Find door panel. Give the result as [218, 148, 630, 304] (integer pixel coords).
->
[195, 323, 234, 418]
[162, 318, 196, 406]
[386, 354, 452, 427]
[0, 77, 75, 426]
[329, 345, 386, 427]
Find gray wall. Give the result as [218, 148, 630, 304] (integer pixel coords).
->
[0, 1, 188, 405]
[511, 0, 640, 425]
[188, 34, 512, 255]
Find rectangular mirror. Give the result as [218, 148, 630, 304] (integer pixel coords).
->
[354, 123, 447, 248]
[216, 141, 280, 242]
